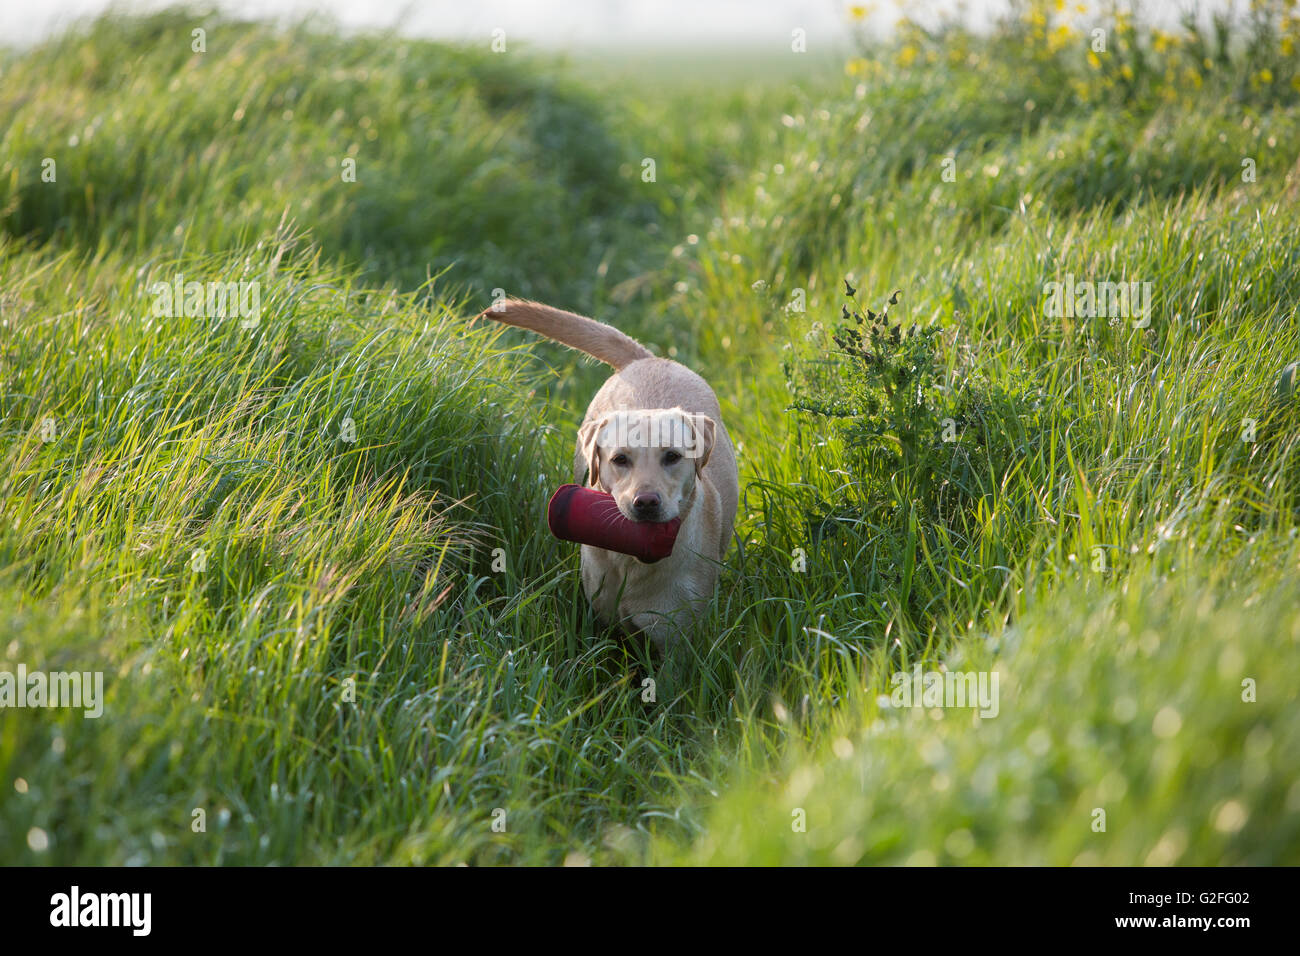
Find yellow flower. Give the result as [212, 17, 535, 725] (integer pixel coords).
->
[1260, 68, 1274, 83]
[1120, 63, 1134, 80]
[848, 4, 869, 20]
[1047, 23, 1074, 53]
[1087, 50, 1101, 69]
[897, 44, 918, 67]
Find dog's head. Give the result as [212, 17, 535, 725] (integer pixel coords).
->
[578, 407, 716, 523]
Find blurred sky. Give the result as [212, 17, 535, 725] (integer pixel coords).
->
[3, 0, 1024, 49]
[1, 0, 1216, 51]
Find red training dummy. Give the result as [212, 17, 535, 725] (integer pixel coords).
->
[547, 484, 682, 563]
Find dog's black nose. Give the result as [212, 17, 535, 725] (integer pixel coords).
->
[632, 493, 661, 519]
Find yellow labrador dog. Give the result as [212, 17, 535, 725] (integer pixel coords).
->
[480, 299, 738, 654]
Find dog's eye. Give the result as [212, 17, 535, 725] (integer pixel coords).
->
[611, 453, 630, 466]
[662, 451, 682, 465]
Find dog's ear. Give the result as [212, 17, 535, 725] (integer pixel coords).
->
[578, 416, 606, 490]
[685, 413, 716, 475]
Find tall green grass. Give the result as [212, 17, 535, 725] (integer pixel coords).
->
[0, 8, 656, 309]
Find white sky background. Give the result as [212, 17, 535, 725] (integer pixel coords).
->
[0, 0, 1224, 51]
[4, 0, 1024, 50]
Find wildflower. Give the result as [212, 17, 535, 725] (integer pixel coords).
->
[1047, 24, 1074, 53]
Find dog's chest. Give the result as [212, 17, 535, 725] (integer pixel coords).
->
[580, 541, 707, 618]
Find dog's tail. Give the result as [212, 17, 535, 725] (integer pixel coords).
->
[477, 299, 653, 370]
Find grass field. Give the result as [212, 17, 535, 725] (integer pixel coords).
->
[2, 2, 1299, 865]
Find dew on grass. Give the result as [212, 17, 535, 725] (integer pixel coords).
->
[27, 827, 49, 852]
